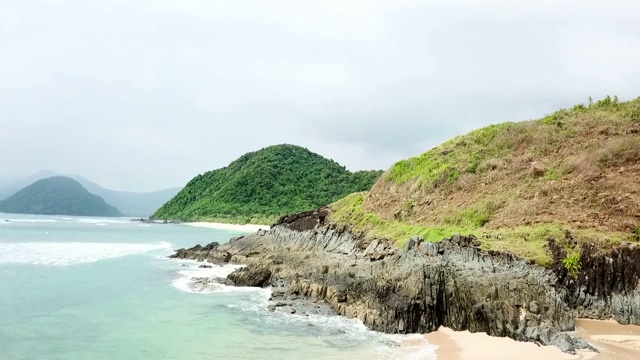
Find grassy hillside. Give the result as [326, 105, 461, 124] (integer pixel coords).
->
[331, 96, 640, 266]
[0, 176, 123, 217]
[154, 144, 382, 224]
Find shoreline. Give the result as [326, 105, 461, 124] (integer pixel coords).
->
[422, 319, 640, 360]
[424, 327, 593, 360]
[184, 221, 270, 233]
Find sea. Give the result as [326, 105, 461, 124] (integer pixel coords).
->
[0, 214, 436, 360]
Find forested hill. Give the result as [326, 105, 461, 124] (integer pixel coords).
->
[153, 144, 382, 224]
[0, 176, 123, 217]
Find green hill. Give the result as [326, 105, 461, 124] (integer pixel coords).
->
[330, 96, 640, 266]
[153, 144, 382, 224]
[0, 176, 123, 217]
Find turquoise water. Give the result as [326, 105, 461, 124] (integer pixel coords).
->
[0, 214, 435, 360]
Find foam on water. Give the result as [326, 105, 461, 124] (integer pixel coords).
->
[77, 218, 130, 224]
[171, 260, 264, 294]
[170, 261, 438, 359]
[1, 218, 57, 223]
[0, 241, 172, 266]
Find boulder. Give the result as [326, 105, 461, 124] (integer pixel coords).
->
[227, 267, 272, 287]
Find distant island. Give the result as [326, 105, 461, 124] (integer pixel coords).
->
[0, 176, 123, 217]
[0, 171, 180, 216]
[153, 144, 383, 224]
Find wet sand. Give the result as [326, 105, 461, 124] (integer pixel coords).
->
[576, 319, 640, 360]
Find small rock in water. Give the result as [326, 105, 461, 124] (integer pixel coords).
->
[198, 264, 213, 268]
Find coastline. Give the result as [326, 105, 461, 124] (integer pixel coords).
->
[424, 327, 595, 360]
[423, 319, 640, 360]
[184, 221, 270, 233]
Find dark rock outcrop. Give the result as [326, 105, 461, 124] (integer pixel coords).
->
[170, 208, 596, 354]
[227, 267, 272, 287]
[170, 241, 230, 263]
[549, 238, 640, 325]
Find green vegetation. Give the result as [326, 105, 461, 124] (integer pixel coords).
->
[331, 192, 473, 248]
[331, 193, 631, 266]
[562, 254, 582, 276]
[443, 201, 501, 228]
[0, 176, 122, 217]
[153, 144, 382, 224]
[385, 96, 640, 190]
[330, 96, 640, 267]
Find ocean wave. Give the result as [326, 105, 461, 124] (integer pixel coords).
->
[248, 297, 438, 360]
[172, 260, 437, 360]
[1, 219, 57, 223]
[0, 241, 172, 266]
[77, 218, 130, 224]
[171, 262, 267, 295]
[168, 261, 437, 359]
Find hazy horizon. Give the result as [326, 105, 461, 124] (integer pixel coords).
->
[2, 0, 639, 192]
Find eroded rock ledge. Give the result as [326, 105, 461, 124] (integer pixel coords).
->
[170, 208, 600, 354]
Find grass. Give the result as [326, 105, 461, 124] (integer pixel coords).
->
[443, 200, 502, 228]
[328, 96, 640, 267]
[562, 253, 582, 276]
[385, 96, 640, 190]
[331, 192, 474, 248]
[331, 192, 633, 267]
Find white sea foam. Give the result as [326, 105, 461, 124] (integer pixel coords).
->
[253, 298, 438, 360]
[0, 241, 172, 266]
[168, 262, 437, 359]
[171, 261, 265, 294]
[77, 218, 129, 224]
[2, 219, 57, 223]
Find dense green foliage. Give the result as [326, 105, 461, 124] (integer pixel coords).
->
[0, 176, 123, 217]
[153, 144, 383, 223]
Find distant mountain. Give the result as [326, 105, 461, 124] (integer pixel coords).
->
[153, 144, 383, 224]
[0, 170, 58, 201]
[0, 172, 181, 216]
[71, 176, 181, 216]
[0, 176, 123, 217]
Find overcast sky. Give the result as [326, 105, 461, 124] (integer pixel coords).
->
[1, 0, 639, 191]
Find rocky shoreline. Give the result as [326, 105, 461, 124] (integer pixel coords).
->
[169, 208, 640, 354]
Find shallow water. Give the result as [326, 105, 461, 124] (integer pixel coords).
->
[0, 214, 436, 360]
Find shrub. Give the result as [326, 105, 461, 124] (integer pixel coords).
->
[562, 253, 582, 276]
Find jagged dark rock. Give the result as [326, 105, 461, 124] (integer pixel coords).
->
[212, 277, 236, 286]
[227, 267, 272, 287]
[549, 238, 640, 325]
[170, 241, 230, 263]
[169, 208, 603, 354]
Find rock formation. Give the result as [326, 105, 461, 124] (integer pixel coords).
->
[549, 239, 640, 325]
[169, 208, 619, 353]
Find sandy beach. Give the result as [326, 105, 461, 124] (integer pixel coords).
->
[422, 319, 640, 360]
[184, 222, 270, 233]
[423, 327, 595, 360]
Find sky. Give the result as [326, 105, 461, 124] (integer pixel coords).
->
[1, 0, 639, 192]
